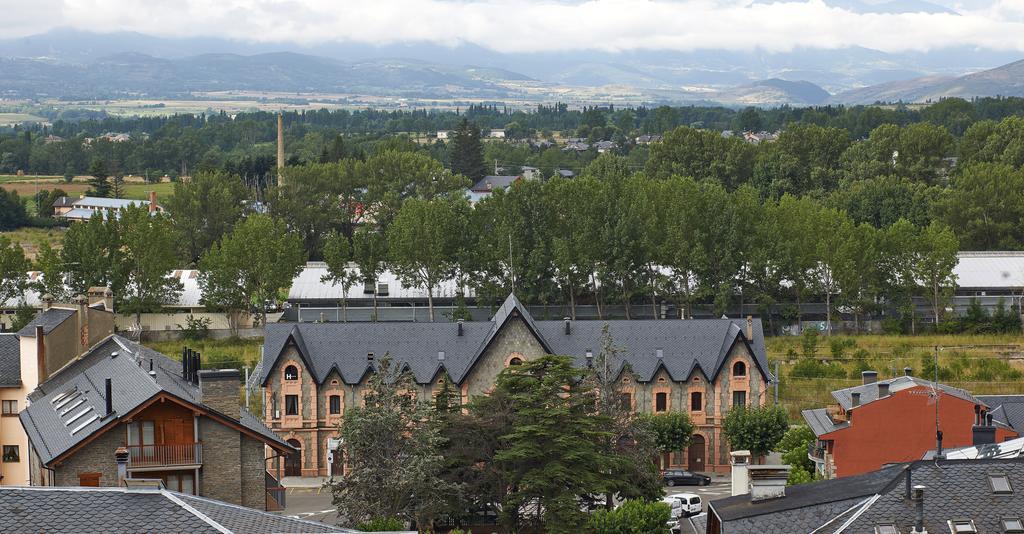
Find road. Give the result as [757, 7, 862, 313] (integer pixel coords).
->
[665, 474, 732, 514]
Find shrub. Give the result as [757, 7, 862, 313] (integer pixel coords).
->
[800, 328, 819, 359]
[848, 358, 872, 380]
[588, 499, 671, 534]
[829, 337, 856, 360]
[356, 517, 405, 531]
[177, 314, 212, 341]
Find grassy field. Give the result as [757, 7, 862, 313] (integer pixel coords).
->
[0, 226, 66, 259]
[143, 337, 264, 371]
[771, 333, 1024, 419]
[0, 112, 48, 126]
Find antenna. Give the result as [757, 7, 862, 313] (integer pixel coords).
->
[508, 233, 515, 293]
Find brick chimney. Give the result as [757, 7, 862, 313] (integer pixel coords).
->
[746, 315, 753, 339]
[35, 325, 46, 381]
[199, 369, 241, 420]
[973, 407, 997, 446]
[148, 191, 157, 213]
[276, 114, 285, 173]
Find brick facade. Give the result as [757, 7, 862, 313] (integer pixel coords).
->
[264, 315, 770, 476]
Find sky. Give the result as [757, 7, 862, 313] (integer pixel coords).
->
[2, 0, 1023, 54]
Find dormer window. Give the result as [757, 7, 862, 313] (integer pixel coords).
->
[733, 361, 746, 377]
[284, 365, 298, 381]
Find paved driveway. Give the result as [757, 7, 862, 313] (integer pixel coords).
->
[665, 474, 732, 514]
[277, 487, 341, 526]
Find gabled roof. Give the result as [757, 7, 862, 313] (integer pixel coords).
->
[0, 486, 350, 533]
[20, 335, 292, 466]
[261, 294, 770, 387]
[978, 394, 1024, 431]
[711, 458, 1024, 533]
[17, 307, 76, 336]
[0, 333, 20, 387]
[831, 375, 982, 411]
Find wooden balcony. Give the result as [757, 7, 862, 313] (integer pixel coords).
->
[126, 443, 202, 468]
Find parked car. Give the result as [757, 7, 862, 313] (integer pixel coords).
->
[661, 493, 703, 524]
[663, 469, 711, 486]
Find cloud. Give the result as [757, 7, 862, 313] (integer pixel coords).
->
[2, 0, 1023, 54]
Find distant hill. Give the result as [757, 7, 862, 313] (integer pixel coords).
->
[834, 59, 1024, 104]
[0, 52, 533, 99]
[714, 79, 831, 106]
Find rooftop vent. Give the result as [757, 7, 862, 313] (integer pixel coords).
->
[852, 392, 861, 407]
[367, 352, 375, 362]
[438, 351, 445, 361]
[904, 367, 913, 376]
[457, 319, 464, 336]
[878, 382, 890, 398]
[564, 317, 571, 335]
[862, 370, 878, 385]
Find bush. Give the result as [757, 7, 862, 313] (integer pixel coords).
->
[848, 358, 872, 380]
[829, 337, 856, 360]
[588, 499, 671, 534]
[177, 315, 212, 341]
[800, 328, 819, 359]
[356, 517, 405, 531]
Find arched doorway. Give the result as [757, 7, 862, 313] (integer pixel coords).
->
[285, 439, 302, 477]
[688, 435, 705, 473]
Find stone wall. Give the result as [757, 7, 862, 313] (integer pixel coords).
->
[199, 417, 241, 505]
[463, 317, 547, 396]
[240, 436, 266, 510]
[53, 425, 124, 487]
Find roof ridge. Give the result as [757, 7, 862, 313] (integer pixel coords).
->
[161, 490, 232, 534]
[174, 491, 347, 531]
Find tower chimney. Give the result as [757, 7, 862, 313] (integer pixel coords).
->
[276, 113, 285, 182]
[148, 191, 157, 213]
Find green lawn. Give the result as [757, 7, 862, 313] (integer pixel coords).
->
[123, 181, 176, 201]
[0, 113, 47, 126]
[143, 337, 264, 371]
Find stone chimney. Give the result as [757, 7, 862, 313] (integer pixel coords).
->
[851, 392, 861, 407]
[878, 381, 890, 398]
[148, 191, 157, 213]
[199, 369, 241, 420]
[75, 294, 88, 355]
[35, 325, 46, 381]
[87, 286, 114, 312]
[746, 315, 753, 339]
[115, 446, 130, 486]
[911, 485, 927, 534]
[862, 370, 878, 385]
[730, 450, 751, 496]
[904, 367, 913, 377]
[41, 294, 53, 311]
[748, 465, 791, 502]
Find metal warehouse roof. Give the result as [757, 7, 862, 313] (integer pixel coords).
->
[954, 251, 1024, 289]
[288, 262, 476, 301]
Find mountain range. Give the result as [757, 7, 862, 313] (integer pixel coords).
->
[1, 29, 1022, 107]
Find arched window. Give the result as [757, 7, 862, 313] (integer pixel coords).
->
[284, 365, 299, 381]
[733, 361, 746, 377]
[508, 357, 523, 366]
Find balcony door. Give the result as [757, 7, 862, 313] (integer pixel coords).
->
[127, 421, 155, 459]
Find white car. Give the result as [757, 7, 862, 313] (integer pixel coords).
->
[663, 493, 702, 521]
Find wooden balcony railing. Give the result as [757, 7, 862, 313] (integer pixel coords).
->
[126, 443, 202, 468]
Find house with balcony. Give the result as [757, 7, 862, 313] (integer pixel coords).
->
[802, 370, 1018, 479]
[19, 335, 294, 510]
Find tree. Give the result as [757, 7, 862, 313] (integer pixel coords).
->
[933, 163, 1024, 250]
[115, 205, 183, 326]
[33, 243, 71, 301]
[60, 211, 120, 295]
[352, 227, 388, 320]
[198, 215, 306, 327]
[722, 405, 788, 458]
[330, 356, 454, 528]
[0, 187, 28, 231]
[360, 150, 470, 232]
[584, 325, 662, 508]
[165, 170, 249, 263]
[0, 235, 29, 307]
[642, 412, 695, 469]
[913, 221, 959, 328]
[450, 118, 487, 182]
[490, 355, 617, 532]
[321, 231, 359, 321]
[387, 198, 468, 321]
[87, 159, 111, 197]
[271, 161, 365, 258]
[588, 499, 672, 534]
[777, 425, 817, 485]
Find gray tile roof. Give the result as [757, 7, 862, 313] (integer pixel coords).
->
[16, 307, 76, 336]
[470, 175, 519, 192]
[978, 394, 1024, 431]
[20, 335, 292, 466]
[0, 333, 20, 387]
[831, 375, 981, 411]
[710, 458, 1024, 534]
[939, 436, 1024, 460]
[0, 486, 349, 533]
[262, 294, 770, 386]
[802, 407, 849, 437]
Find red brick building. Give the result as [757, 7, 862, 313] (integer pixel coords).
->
[803, 370, 1018, 478]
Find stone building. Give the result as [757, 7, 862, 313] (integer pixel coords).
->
[19, 335, 293, 510]
[260, 294, 771, 477]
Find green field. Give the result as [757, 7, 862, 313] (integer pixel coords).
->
[0, 113, 48, 126]
[770, 333, 1024, 419]
[0, 226, 66, 259]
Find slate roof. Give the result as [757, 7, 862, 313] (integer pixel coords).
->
[470, 175, 519, 192]
[802, 407, 848, 437]
[939, 436, 1024, 460]
[830, 375, 981, 411]
[978, 394, 1024, 431]
[0, 486, 349, 533]
[16, 307, 76, 336]
[261, 293, 770, 386]
[709, 459, 1024, 533]
[20, 335, 292, 466]
[0, 333, 20, 387]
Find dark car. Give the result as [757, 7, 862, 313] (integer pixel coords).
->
[663, 469, 711, 486]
